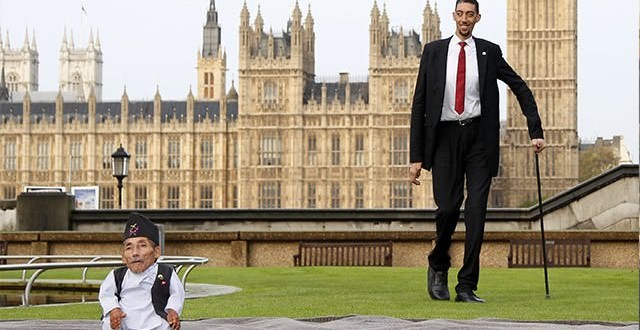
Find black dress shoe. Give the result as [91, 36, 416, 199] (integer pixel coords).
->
[454, 291, 486, 303]
[427, 267, 450, 300]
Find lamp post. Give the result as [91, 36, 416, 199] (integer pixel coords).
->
[111, 144, 130, 209]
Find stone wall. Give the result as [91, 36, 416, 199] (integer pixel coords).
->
[0, 231, 635, 269]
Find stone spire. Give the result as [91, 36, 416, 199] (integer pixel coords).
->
[254, 4, 264, 33]
[96, 29, 102, 50]
[31, 30, 37, 50]
[69, 29, 75, 48]
[88, 28, 94, 48]
[22, 28, 30, 51]
[61, 27, 68, 51]
[305, 4, 314, 29]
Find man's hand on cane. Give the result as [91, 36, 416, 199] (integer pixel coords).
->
[532, 138, 545, 153]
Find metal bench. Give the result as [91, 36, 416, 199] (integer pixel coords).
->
[293, 241, 392, 267]
[0, 255, 209, 306]
[508, 239, 591, 268]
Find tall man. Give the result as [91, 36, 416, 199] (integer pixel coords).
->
[409, 0, 545, 303]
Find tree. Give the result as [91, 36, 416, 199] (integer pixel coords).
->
[579, 146, 619, 182]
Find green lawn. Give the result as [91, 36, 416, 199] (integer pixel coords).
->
[0, 267, 636, 322]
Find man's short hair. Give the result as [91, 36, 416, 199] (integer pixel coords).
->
[455, 0, 480, 14]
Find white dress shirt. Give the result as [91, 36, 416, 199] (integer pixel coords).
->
[99, 263, 185, 330]
[441, 35, 482, 121]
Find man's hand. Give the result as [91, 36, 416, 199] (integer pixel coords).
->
[409, 162, 423, 185]
[109, 307, 126, 330]
[167, 309, 181, 330]
[532, 138, 546, 153]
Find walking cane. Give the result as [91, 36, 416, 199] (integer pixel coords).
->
[534, 153, 551, 299]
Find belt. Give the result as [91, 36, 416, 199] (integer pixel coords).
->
[440, 116, 481, 126]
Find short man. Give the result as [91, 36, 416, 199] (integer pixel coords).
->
[99, 212, 185, 329]
[409, 0, 545, 303]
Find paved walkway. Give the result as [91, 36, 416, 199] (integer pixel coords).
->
[0, 283, 636, 329]
[0, 316, 637, 330]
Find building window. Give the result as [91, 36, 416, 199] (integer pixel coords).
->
[355, 182, 364, 208]
[70, 140, 82, 171]
[307, 183, 316, 208]
[232, 139, 238, 169]
[259, 134, 282, 166]
[200, 185, 214, 208]
[134, 186, 148, 209]
[102, 141, 114, 170]
[390, 181, 412, 208]
[167, 137, 181, 169]
[331, 134, 341, 166]
[37, 140, 49, 170]
[307, 135, 317, 166]
[6, 73, 19, 92]
[3, 186, 16, 199]
[390, 132, 408, 166]
[330, 182, 340, 208]
[354, 134, 365, 166]
[200, 137, 215, 169]
[259, 182, 281, 208]
[263, 81, 277, 103]
[100, 186, 114, 209]
[4, 139, 16, 171]
[232, 184, 238, 208]
[394, 80, 409, 103]
[71, 72, 82, 96]
[167, 185, 180, 209]
[135, 139, 148, 169]
[203, 72, 214, 99]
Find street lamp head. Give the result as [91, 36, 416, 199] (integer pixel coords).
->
[111, 144, 131, 178]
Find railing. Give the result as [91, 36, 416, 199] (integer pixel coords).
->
[0, 255, 208, 306]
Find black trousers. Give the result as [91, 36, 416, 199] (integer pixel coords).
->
[427, 120, 492, 293]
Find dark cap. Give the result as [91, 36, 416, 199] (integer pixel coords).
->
[123, 212, 159, 245]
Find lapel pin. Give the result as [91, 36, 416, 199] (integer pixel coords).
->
[482, 51, 487, 56]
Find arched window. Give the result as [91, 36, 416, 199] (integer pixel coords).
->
[71, 72, 83, 95]
[263, 81, 277, 103]
[394, 80, 408, 104]
[6, 73, 19, 92]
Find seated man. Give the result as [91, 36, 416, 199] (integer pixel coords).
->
[99, 212, 185, 330]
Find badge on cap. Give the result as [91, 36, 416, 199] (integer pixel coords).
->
[128, 224, 139, 236]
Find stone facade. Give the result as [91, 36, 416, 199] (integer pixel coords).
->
[0, 28, 39, 94]
[492, 0, 579, 206]
[58, 29, 103, 101]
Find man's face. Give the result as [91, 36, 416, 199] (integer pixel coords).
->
[122, 236, 160, 274]
[453, 2, 481, 39]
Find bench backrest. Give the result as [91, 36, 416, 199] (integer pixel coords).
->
[508, 239, 591, 268]
[294, 241, 392, 267]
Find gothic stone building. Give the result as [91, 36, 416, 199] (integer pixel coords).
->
[0, 0, 577, 209]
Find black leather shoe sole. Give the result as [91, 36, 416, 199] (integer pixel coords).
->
[454, 292, 486, 303]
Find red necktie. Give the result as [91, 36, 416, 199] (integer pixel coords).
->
[455, 41, 467, 115]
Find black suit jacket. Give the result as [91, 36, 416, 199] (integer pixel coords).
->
[410, 37, 544, 177]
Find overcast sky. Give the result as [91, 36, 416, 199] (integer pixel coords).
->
[0, 0, 637, 162]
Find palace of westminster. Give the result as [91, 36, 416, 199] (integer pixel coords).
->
[0, 0, 582, 209]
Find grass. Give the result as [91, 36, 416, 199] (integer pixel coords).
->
[0, 267, 636, 322]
